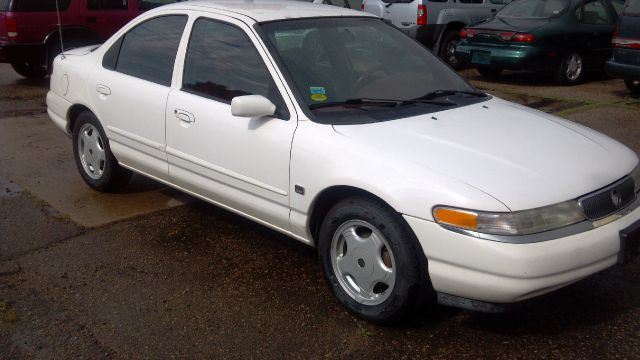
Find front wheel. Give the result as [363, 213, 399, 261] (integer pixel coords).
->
[439, 30, 463, 70]
[11, 62, 46, 79]
[624, 79, 640, 94]
[72, 111, 131, 192]
[555, 52, 584, 85]
[318, 196, 433, 324]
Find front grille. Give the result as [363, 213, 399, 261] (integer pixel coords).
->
[579, 176, 636, 220]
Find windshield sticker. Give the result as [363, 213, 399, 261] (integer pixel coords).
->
[310, 86, 326, 95]
[311, 94, 327, 102]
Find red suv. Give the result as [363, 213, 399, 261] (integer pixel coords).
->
[0, 0, 178, 78]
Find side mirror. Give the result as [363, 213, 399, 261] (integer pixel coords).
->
[231, 95, 276, 118]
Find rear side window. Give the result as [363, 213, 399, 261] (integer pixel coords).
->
[182, 18, 288, 117]
[0, 0, 11, 11]
[623, 0, 640, 15]
[10, 0, 72, 11]
[103, 15, 187, 86]
[87, 0, 128, 10]
[459, 0, 484, 4]
[138, 0, 178, 10]
[575, 0, 613, 23]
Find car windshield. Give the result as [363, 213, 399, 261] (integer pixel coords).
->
[259, 17, 482, 123]
[497, 0, 570, 18]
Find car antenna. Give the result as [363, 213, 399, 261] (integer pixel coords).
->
[55, 0, 65, 60]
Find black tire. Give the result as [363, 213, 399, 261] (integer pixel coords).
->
[439, 30, 463, 70]
[72, 111, 131, 192]
[10, 62, 46, 79]
[477, 67, 503, 78]
[318, 196, 433, 324]
[624, 79, 640, 95]
[555, 52, 584, 85]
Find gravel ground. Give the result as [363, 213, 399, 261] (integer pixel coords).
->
[1, 63, 639, 359]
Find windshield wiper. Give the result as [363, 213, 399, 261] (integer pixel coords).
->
[309, 97, 456, 110]
[415, 89, 487, 101]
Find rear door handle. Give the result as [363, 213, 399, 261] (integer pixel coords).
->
[174, 109, 195, 123]
[96, 84, 111, 96]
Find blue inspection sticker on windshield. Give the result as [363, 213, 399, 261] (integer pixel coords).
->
[310, 86, 327, 101]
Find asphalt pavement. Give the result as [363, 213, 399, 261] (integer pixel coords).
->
[1, 63, 639, 359]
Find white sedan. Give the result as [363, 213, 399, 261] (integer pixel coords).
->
[47, 0, 640, 323]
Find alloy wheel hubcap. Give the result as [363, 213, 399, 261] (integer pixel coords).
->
[330, 220, 396, 305]
[78, 123, 106, 180]
[565, 54, 583, 81]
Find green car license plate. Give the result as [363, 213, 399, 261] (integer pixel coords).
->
[620, 220, 640, 265]
[471, 51, 491, 65]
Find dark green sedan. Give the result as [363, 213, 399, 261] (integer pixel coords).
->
[455, 0, 625, 85]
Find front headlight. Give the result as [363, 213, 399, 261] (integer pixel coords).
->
[632, 162, 640, 194]
[433, 201, 586, 236]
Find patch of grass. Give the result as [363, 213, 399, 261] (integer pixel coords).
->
[0, 300, 17, 323]
[356, 323, 371, 338]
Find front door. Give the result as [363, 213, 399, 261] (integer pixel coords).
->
[165, 16, 297, 230]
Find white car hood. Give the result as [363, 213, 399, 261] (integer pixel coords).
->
[333, 98, 638, 211]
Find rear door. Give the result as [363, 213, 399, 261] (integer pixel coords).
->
[575, 0, 616, 67]
[88, 13, 188, 179]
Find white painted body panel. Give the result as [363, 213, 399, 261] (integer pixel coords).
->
[46, 1, 640, 305]
[405, 203, 640, 302]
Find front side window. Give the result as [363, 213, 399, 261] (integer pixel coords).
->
[87, 0, 128, 10]
[11, 0, 72, 11]
[103, 15, 187, 86]
[182, 18, 287, 117]
[498, 0, 569, 18]
[575, 0, 613, 23]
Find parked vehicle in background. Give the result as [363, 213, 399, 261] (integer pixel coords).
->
[455, 0, 624, 85]
[606, 0, 640, 94]
[0, 0, 180, 78]
[361, 0, 511, 68]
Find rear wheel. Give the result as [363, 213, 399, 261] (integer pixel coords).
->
[555, 52, 584, 85]
[477, 67, 503, 78]
[624, 79, 640, 94]
[72, 111, 131, 192]
[318, 196, 433, 324]
[11, 62, 46, 79]
[439, 30, 463, 70]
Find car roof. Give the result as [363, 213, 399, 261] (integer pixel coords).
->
[161, 0, 375, 23]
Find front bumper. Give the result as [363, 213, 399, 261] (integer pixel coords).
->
[605, 59, 640, 80]
[455, 42, 559, 72]
[404, 200, 640, 304]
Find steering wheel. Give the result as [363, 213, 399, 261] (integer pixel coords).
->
[352, 64, 390, 94]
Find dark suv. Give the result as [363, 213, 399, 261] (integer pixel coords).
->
[0, 0, 179, 78]
[606, 0, 640, 94]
